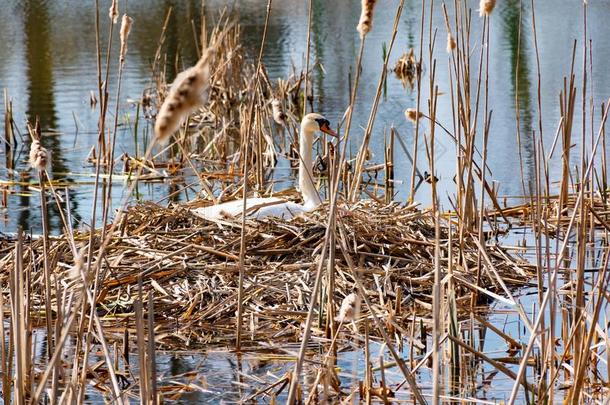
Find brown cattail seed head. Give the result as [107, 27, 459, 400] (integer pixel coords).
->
[29, 140, 49, 171]
[119, 14, 133, 63]
[446, 32, 457, 53]
[154, 54, 211, 143]
[271, 99, 286, 125]
[405, 108, 424, 123]
[108, 0, 118, 24]
[479, 0, 496, 17]
[357, 0, 377, 38]
[335, 293, 360, 323]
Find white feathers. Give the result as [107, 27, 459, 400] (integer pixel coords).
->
[192, 197, 310, 221]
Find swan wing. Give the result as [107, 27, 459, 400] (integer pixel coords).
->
[252, 201, 309, 220]
[192, 197, 286, 221]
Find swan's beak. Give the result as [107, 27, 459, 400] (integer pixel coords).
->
[320, 122, 338, 137]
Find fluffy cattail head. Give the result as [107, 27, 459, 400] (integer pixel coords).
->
[357, 0, 377, 38]
[108, 0, 118, 24]
[119, 14, 133, 63]
[405, 108, 424, 123]
[335, 292, 360, 323]
[446, 32, 457, 53]
[154, 53, 212, 143]
[271, 98, 286, 125]
[29, 140, 49, 171]
[479, 0, 496, 17]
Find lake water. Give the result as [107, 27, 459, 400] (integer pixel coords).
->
[2, 0, 610, 235]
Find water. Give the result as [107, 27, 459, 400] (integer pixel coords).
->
[1, 0, 609, 402]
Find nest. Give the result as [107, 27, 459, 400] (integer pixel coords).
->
[1, 200, 533, 349]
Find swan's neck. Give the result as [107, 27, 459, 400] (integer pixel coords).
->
[299, 122, 322, 207]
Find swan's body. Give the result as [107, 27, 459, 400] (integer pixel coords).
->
[195, 197, 309, 220]
[193, 113, 336, 221]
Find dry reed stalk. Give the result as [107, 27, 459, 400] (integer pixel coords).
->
[236, 0, 273, 351]
[334, 219, 427, 403]
[135, 280, 149, 402]
[0, 279, 6, 404]
[27, 123, 55, 375]
[408, 0, 426, 203]
[364, 320, 372, 404]
[303, 0, 313, 117]
[349, 0, 406, 201]
[432, 213, 441, 404]
[10, 230, 25, 405]
[507, 99, 610, 404]
[424, 0, 440, 212]
[3, 90, 14, 171]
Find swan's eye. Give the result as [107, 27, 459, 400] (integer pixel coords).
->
[315, 118, 330, 129]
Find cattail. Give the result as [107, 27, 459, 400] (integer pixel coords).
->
[119, 14, 133, 63]
[405, 108, 424, 123]
[29, 140, 49, 171]
[108, 0, 119, 24]
[446, 32, 457, 53]
[271, 98, 286, 125]
[479, 0, 496, 17]
[154, 53, 212, 143]
[335, 293, 360, 323]
[357, 0, 377, 38]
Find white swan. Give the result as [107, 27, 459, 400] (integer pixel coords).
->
[193, 113, 337, 220]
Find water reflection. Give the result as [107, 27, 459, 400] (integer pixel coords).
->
[500, 0, 535, 189]
[1, 0, 610, 234]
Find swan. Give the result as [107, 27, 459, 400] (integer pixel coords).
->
[193, 113, 337, 221]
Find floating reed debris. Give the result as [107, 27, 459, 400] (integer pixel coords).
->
[393, 49, 419, 88]
[357, 0, 377, 38]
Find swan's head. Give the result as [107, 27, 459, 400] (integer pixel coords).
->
[301, 113, 337, 138]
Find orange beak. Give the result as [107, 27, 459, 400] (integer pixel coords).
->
[320, 122, 338, 137]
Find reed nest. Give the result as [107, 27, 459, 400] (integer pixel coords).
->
[1, 199, 533, 350]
